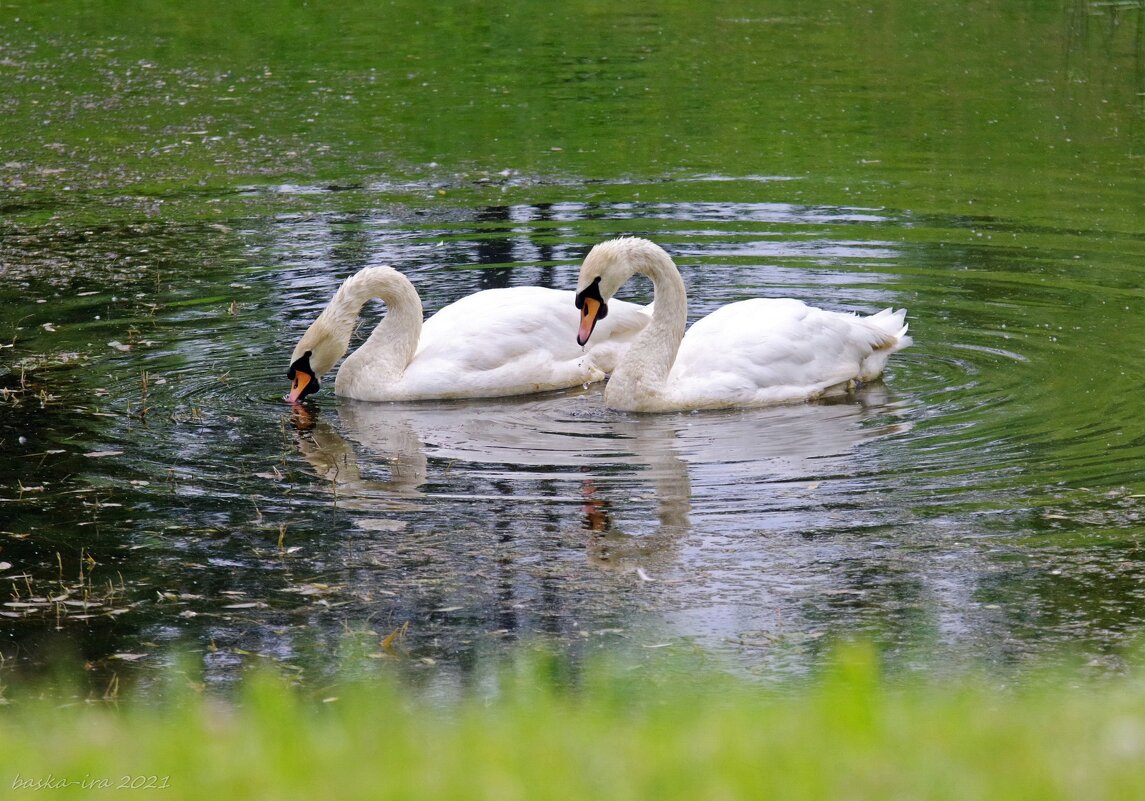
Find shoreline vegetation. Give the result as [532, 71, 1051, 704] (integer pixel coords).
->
[3, 646, 1145, 800]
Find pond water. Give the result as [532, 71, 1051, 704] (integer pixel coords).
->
[2, 1, 1145, 696]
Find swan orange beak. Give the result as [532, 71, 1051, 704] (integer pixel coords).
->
[574, 277, 609, 346]
[287, 371, 312, 404]
[577, 296, 603, 346]
[286, 351, 319, 404]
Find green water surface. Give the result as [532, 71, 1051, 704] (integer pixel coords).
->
[1, 0, 1144, 694]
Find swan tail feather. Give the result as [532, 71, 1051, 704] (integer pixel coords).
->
[858, 308, 911, 380]
[865, 307, 911, 352]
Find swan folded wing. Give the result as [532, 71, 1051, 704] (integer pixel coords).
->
[416, 286, 649, 373]
[393, 288, 602, 398]
[416, 287, 583, 367]
[669, 299, 907, 405]
[396, 349, 604, 399]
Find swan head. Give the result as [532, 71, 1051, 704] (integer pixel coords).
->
[575, 237, 661, 345]
[574, 276, 609, 346]
[286, 319, 349, 403]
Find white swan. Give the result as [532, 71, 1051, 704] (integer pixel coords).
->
[573, 237, 912, 412]
[287, 266, 650, 402]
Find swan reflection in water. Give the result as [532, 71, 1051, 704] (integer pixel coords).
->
[287, 384, 910, 569]
[290, 402, 427, 516]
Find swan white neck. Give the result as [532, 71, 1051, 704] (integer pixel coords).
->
[598, 240, 688, 409]
[294, 267, 423, 385]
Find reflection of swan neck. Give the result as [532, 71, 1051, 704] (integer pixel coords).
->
[295, 411, 428, 504]
[651, 447, 691, 535]
[340, 405, 429, 496]
[605, 242, 688, 406]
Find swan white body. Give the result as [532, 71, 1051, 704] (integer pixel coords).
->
[574, 237, 912, 412]
[287, 266, 650, 402]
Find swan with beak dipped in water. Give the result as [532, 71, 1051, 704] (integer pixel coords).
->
[287, 266, 651, 403]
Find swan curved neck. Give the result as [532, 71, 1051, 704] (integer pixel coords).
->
[338, 268, 423, 380]
[298, 267, 423, 383]
[605, 244, 687, 408]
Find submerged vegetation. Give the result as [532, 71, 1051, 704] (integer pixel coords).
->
[4, 647, 1145, 800]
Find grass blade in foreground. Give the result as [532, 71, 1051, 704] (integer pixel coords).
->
[2, 649, 1144, 800]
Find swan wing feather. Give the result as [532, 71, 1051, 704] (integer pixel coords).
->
[392, 287, 647, 399]
[668, 299, 907, 406]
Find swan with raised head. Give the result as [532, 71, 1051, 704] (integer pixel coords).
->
[287, 266, 650, 403]
[573, 237, 911, 412]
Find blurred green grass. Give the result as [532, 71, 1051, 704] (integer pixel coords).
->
[4, 646, 1145, 800]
